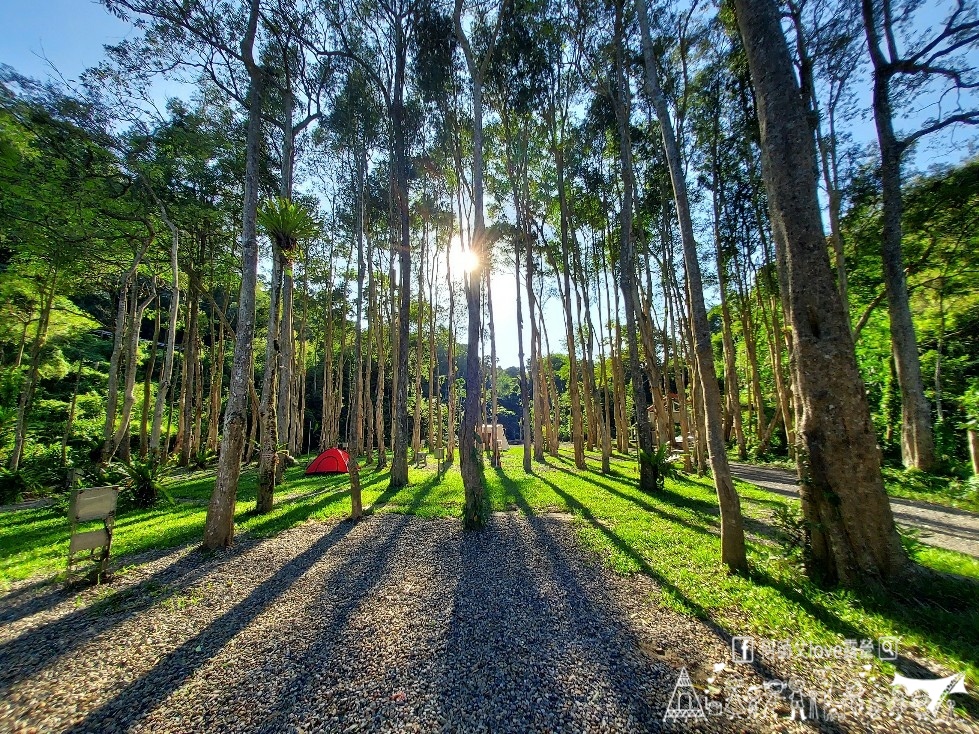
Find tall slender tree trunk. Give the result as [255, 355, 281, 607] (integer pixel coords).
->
[612, 1, 653, 491]
[515, 226, 532, 472]
[637, 0, 747, 569]
[276, 256, 294, 457]
[486, 266, 501, 468]
[179, 280, 201, 465]
[412, 226, 426, 459]
[140, 297, 161, 458]
[735, 0, 907, 584]
[12, 306, 32, 371]
[351, 152, 367, 458]
[102, 280, 129, 460]
[594, 259, 613, 474]
[62, 359, 84, 466]
[104, 237, 154, 462]
[969, 429, 979, 477]
[455, 0, 501, 527]
[389, 56, 412, 488]
[552, 135, 586, 469]
[427, 235, 438, 453]
[150, 219, 180, 462]
[207, 301, 226, 453]
[275, 85, 296, 456]
[204, 26, 264, 548]
[10, 273, 56, 472]
[374, 250, 388, 468]
[108, 283, 155, 463]
[861, 0, 934, 471]
[710, 122, 747, 460]
[257, 250, 282, 514]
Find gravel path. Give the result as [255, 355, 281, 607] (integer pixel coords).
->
[730, 463, 979, 558]
[0, 497, 53, 513]
[1, 513, 974, 733]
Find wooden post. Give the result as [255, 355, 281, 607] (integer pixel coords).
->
[348, 455, 363, 521]
[968, 429, 979, 477]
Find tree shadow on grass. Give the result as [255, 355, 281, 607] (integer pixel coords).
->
[0, 510, 73, 565]
[241, 487, 352, 538]
[376, 470, 448, 516]
[492, 467, 534, 515]
[0, 509, 63, 531]
[543, 462, 720, 538]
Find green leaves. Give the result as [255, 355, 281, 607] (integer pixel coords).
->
[257, 197, 320, 255]
[963, 381, 979, 430]
[117, 457, 174, 509]
[639, 444, 680, 491]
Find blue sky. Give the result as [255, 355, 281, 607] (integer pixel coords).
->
[0, 1, 132, 83]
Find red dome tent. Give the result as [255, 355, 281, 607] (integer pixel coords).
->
[306, 447, 351, 474]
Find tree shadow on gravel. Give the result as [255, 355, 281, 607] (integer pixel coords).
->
[0, 539, 246, 694]
[202, 513, 421, 731]
[59, 518, 364, 733]
[532, 474, 847, 732]
[436, 510, 669, 733]
[0, 579, 68, 627]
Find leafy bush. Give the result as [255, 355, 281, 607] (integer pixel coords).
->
[0, 405, 16, 454]
[933, 418, 967, 475]
[0, 467, 31, 505]
[116, 458, 174, 509]
[963, 380, 979, 430]
[771, 501, 807, 565]
[19, 442, 74, 492]
[81, 460, 127, 490]
[192, 447, 217, 470]
[639, 444, 680, 491]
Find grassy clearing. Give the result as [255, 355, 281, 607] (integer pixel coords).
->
[2, 447, 977, 687]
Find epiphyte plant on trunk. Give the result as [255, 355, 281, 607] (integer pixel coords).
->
[257, 197, 321, 256]
[255, 196, 320, 515]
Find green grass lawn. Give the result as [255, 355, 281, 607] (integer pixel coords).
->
[2, 446, 977, 689]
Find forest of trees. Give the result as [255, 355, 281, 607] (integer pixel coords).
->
[1, 0, 978, 586]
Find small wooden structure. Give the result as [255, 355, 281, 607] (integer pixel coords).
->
[478, 424, 510, 451]
[67, 485, 120, 584]
[306, 447, 351, 474]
